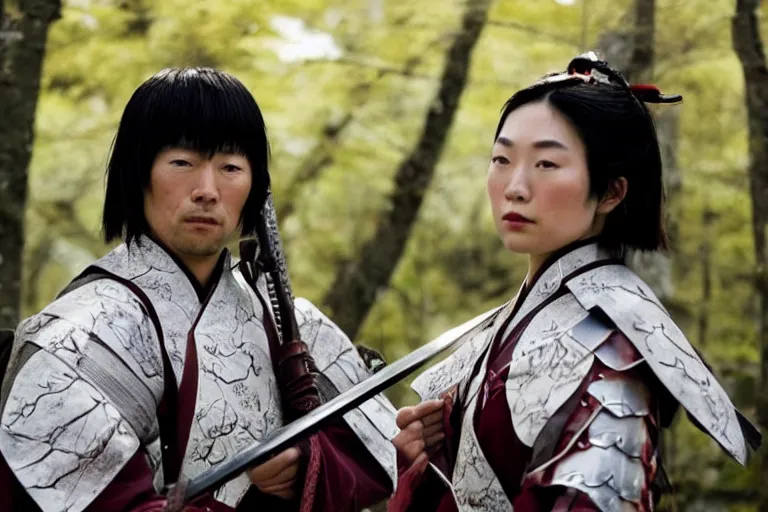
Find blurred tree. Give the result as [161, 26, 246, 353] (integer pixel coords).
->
[322, 0, 494, 341]
[594, 0, 682, 304]
[0, 0, 61, 328]
[733, 0, 768, 510]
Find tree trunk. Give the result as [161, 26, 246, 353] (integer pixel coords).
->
[276, 113, 351, 221]
[0, 0, 61, 328]
[597, 7, 684, 497]
[698, 202, 715, 348]
[732, 1, 768, 510]
[628, 0, 655, 82]
[626, 107, 679, 301]
[322, 0, 492, 340]
[596, 0, 680, 302]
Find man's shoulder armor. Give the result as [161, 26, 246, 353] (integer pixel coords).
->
[0, 276, 162, 512]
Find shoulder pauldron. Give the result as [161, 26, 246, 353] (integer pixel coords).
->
[503, 263, 755, 467]
[565, 264, 752, 464]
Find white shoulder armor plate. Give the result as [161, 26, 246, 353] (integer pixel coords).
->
[565, 264, 747, 464]
[0, 279, 162, 512]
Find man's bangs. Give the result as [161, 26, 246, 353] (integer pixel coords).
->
[139, 70, 268, 164]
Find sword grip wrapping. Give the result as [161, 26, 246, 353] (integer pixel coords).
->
[277, 340, 323, 422]
[162, 478, 188, 512]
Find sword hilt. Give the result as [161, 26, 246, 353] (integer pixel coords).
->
[162, 477, 188, 512]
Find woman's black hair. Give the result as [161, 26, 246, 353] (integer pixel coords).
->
[102, 67, 270, 244]
[495, 52, 682, 256]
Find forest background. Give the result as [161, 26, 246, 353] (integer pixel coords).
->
[3, 0, 768, 510]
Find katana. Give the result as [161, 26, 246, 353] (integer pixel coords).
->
[176, 304, 503, 503]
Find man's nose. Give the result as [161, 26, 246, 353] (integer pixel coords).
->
[191, 164, 220, 204]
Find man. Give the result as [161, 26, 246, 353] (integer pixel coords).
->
[0, 68, 397, 511]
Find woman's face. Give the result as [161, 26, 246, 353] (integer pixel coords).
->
[487, 101, 618, 267]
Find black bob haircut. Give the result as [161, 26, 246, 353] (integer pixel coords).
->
[102, 67, 270, 244]
[495, 53, 681, 257]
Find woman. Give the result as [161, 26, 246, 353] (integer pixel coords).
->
[388, 53, 761, 512]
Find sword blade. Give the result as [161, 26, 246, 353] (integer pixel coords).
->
[180, 305, 502, 502]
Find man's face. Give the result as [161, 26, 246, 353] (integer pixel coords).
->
[144, 148, 252, 262]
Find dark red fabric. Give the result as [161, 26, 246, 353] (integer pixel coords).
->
[304, 422, 393, 512]
[474, 364, 533, 499]
[245, 421, 394, 512]
[387, 449, 431, 511]
[0, 455, 40, 512]
[299, 434, 321, 512]
[83, 450, 230, 512]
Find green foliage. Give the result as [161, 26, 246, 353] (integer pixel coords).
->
[22, 0, 764, 508]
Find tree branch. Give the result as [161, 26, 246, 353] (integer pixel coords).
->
[276, 34, 446, 222]
[486, 19, 579, 48]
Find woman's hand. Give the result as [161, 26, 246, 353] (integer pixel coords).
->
[392, 399, 446, 465]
